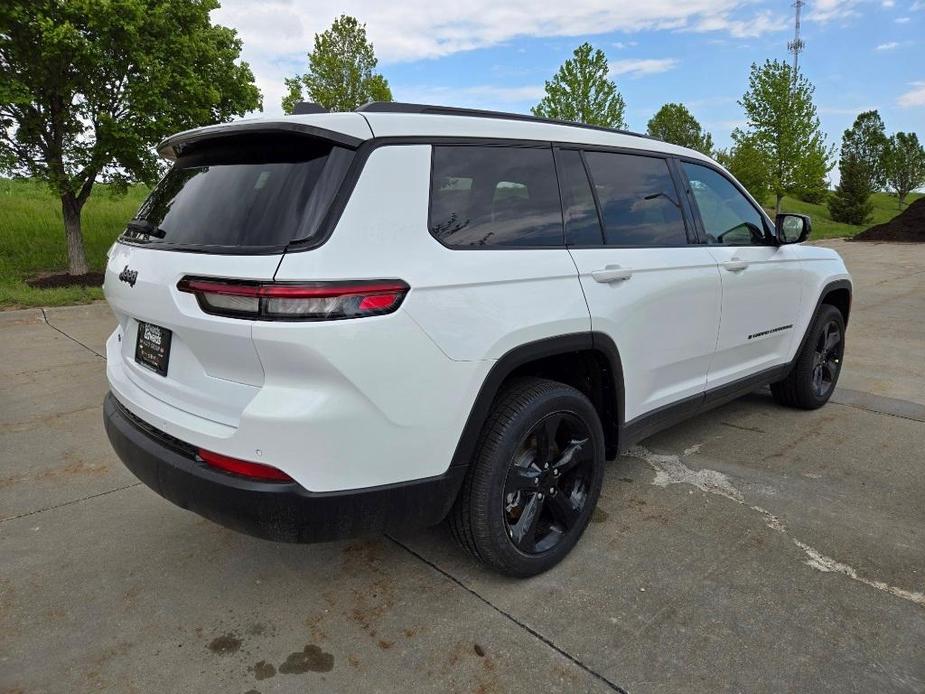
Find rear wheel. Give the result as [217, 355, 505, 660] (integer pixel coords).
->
[449, 378, 605, 577]
[771, 305, 845, 409]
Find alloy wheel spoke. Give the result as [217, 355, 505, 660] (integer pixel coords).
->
[505, 464, 540, 495]
[824, 325, 840, 351]
[552, 438, 590, 475]
[547, 492, 580, 530]
[534, 416, 561, 466]
[511, 493, 543, 551]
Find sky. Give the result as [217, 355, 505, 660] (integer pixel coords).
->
[212, 0, 924, 154]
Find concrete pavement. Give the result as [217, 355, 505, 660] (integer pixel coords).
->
[1, 240, 923, 693]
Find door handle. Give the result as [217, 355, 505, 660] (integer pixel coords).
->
[722, 259, 749, 272]
[591, 265, 633, 283]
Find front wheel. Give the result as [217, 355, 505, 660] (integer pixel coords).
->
[449, 378, 605, 577]
[771, 305, 846, 409]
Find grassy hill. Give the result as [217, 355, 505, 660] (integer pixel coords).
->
[764, 191, 923, 240]
[0, 177, 921, 308]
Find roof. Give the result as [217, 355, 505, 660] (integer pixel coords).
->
[156, 105, 713, 163]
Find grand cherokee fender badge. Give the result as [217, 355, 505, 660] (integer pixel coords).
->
[119, 265, 138, 287]
[748, 324, 792, 340]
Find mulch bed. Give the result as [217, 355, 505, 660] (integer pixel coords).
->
[25, 271, 105, 289]
[853, 197, 925, 242]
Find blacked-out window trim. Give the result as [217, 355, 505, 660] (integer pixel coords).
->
[427, 142, 567, 250]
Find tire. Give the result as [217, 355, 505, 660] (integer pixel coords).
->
[771, 305, 846, 409]
[448, 377, 605, 577]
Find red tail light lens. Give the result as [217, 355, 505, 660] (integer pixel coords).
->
[197, 448, 294, 482]
[177, 277, 409, 321]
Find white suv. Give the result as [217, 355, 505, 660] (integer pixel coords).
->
[103, 102, 852, 576]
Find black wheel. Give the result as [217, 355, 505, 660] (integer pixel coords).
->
[771, 305, 846, 409]
[449, 378, 605, 577]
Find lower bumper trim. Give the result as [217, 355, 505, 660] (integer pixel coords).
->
[103, 392, 466, 543]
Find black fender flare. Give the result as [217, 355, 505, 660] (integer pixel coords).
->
[448, 332, 625, 469]
[792, 279, 852, 361]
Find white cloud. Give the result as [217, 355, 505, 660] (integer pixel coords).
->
[898, 81, 925, 107]
[687, 10, 788, 37]
[876, 41, 900, 49]
[613, 41, 639, 49]
[609, 58, 679, 77]
[211, 0, 789, 114]
[895, 15, 912, 21]
[882, 0, 895, 7]
[912, 0, 925, 10]
[807, 0, 863, 22]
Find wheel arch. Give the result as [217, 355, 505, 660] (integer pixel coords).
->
[449, 333, 625, 468]
[792, 278, 852, 363]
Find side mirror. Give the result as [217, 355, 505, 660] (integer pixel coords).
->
[775, 213, 811, 244]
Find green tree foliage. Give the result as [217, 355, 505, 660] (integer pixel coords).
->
[646, 103, 714, 155]
[841, 110, 888, 191]
[0, 0, 261, 275]
[532, 43, 626, 128]
[716, 135, 772, 204]
[735, 60, 832, 215]
[828, 153, 874, 225]
[883, 131, 925, 209]
[790, 140, 831, 204]
[283, 15, 392, 114]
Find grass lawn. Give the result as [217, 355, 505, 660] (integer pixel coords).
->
[0, 178, 148, 308]
[0, 177, 921, 309]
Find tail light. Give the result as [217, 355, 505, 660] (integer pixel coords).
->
[177, 277, 409, 321]
[197, 448, 294, 482]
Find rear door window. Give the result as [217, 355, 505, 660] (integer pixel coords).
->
[124, 135, 354, 251]
[429, 145, 563, 248]
[583, 151, 688, 247]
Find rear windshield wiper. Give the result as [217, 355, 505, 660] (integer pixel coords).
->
[125, 219, 167, 239]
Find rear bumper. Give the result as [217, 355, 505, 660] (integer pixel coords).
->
[103, 392, 466, 543]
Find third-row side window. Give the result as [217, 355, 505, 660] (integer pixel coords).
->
[429, 145, 563, 248]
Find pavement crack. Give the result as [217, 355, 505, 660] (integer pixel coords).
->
[625, 445, 925, 609]
[386, 535, 630, 693]
[40, 308, 105, 359]
[0, 482, 141, 523]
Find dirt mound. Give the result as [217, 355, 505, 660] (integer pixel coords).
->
[26, 271, 104, 289]
[853, 197, 925, 242]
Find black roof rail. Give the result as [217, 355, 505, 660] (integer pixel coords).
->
[292, 102, 329, 115]
[356, 101, 653, 140]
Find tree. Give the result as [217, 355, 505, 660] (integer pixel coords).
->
[283, 15, 392, 114]
[735, 60, 833, 215]
[646, 103, 714, 155]
[0, 0, 261, 276]
[717, 135, 772, 204]
[883, 131, 925, 209]
[790, 140, 831, 204]
[532, 43, 626, 128]
[841, 110, 888, 191]
[828, 153, 874, 225]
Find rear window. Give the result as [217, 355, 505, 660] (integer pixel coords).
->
[124, 135, 354, 251]
[583, 151, 688, 247]
[429, 145, 563, 248]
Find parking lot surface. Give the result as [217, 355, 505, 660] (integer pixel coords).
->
[2, 239, 923, 693]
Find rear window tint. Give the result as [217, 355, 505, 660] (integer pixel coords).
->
[124, 135, 354, 250]
[584, 151, 688, 247]
[429, 145, 563, 248]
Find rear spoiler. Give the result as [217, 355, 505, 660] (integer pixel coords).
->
[157, 121, 366, 160]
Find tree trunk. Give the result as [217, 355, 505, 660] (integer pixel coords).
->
[775, 193, 783, 217]
[61, 193, 89, 276]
